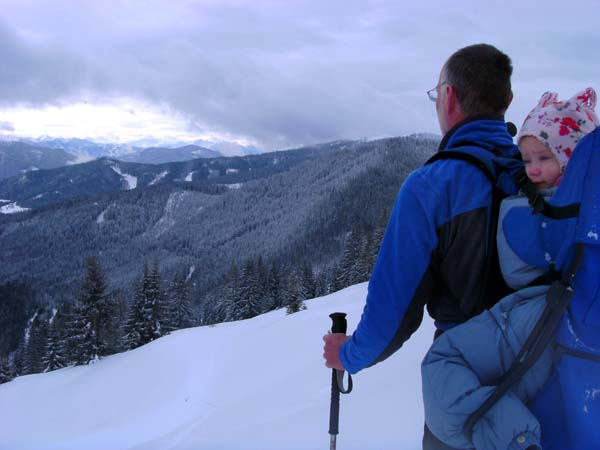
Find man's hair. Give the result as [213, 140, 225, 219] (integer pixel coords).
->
[444, 44, 513, 117]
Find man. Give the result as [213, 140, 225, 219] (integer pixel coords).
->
[323, 43, 522, 449]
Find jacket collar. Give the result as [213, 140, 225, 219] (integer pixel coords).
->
[438, 114, 505, 151]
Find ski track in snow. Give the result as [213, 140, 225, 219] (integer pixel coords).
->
[0, 283, 434, 449]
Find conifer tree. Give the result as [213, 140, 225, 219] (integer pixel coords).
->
[104, 290, 128, 354]
[314, 270, 329, 298]
[124, 261, 168, 349]
[369, 209, 389, 269]
[124, 270, 150, 349]
[267, 262, 282, 309]
[42, 309, 67, 372]
[355, 229, 372, 282]
[21, 311, 47, 374]
[256, 257, 270, 312]
[285, 270, 306, 315]
[61, 302, 86, 366]
[300, 261, 316, 300]
[168, 271, 195, 330]
[337, 227, 363, 288]
[79, 256, 110, 360]
[219, 262, 241, 322]
[70, 305, 98, 366]
[234, 259, 262, 320]
[0, 356, 13, 384]
[148, 260, 166, 339]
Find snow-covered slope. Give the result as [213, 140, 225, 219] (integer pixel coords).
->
[0, 283, 434, 450]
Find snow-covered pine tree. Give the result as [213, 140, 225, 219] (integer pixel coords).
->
[168, 271, 195, 330]
[61, 302, 92, 365]
[148, 260, 168, 339]
[368, 208, 389, 270]
[79, 256, 109, 359]
[0, 356, 13, 384]
[102, 289, 128, 354]
[42, 308, 68, 372]
[314, 270, 329, 298]
[256, 257, 270, 313]
[213, 262, 241, 323]
[337, 227, 363, 289]
[285, 270, 306, 315]
[124, 262, 168, 349]
[300, 261, 316, 300]
[355, 229, 373, 282]
[234, 259, 262, 320]
[123, 270, 150, 349]
[21, 311, 47, 375]
[267, 261, 282, 310]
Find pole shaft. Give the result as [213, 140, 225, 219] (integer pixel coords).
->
[328, 312, 347, 446]
[329, 368, 340, 435]
[330, 434, 337, 450]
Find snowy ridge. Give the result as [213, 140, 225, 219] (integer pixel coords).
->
[110, 164, 138, 190]
[149, 170, 169, 186]
[96, 204, 114, 224]
[0, 283, 433, 449]
[0, 202, 30, 214]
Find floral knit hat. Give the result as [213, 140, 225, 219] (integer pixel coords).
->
[517, 87, 600, 170]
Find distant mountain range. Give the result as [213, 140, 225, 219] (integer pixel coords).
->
[0, 137, 265, 180]
[117, 145, 221, 164]
[0, 142, 339, 211]
[0, 142, 77, 179]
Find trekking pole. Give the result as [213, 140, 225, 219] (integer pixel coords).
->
[328, 312, 353, 450]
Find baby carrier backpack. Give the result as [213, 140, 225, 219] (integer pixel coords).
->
[464, 127, 600, 449]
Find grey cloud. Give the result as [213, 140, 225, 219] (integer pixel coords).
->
[1, 0, 599, 149]
[0, 21, 91, 106]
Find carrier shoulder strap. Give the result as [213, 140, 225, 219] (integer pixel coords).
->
[426, 149, 512, 312]
[513, 168, 580, 219]
[464, 243, 585, 441]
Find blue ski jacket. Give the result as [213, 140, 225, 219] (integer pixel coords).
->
[421, 193, 556, 450]
[340, 116, 522, 375]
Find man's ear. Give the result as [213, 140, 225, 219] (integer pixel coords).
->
[445, 84, 461, 117]
[507, 90, 514, 108]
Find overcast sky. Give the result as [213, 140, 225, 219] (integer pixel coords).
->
[0, 0, 599, 150]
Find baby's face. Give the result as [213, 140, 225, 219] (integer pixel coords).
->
[519, 136, 562, 189]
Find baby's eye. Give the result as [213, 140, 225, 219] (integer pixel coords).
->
[523, 160, 531, 164]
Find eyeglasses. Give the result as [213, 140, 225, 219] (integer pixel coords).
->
[427, 81, 447, 102]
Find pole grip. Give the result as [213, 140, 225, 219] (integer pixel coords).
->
[329, 312, 347, 334]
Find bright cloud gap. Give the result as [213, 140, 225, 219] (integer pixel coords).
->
[0, 98, 256, 147]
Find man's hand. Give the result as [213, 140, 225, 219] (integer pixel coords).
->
[323, 333, 351, 370]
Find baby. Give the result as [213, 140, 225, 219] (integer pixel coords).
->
[421, 88, 599, 450]
[518, 87, 598, 188]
